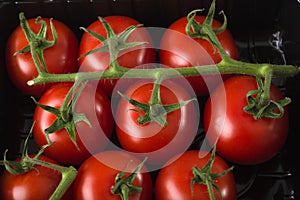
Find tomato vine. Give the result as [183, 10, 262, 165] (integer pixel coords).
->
[3, 0, 300, 199]
[0, 125, 77, 200]
[24, 0, 299, 122]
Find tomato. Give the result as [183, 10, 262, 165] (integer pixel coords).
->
[203, 75, 289, 165]
[78, 15, 156, 96]
[33, 82, 114, 166]
[5, 16, 79, 97]
[73, 150, 153, 200]
[0, 154, 73, 200]
[114, 79, 199, 165]
[160, 15, 239, 96]
[155, 150, 236, 200]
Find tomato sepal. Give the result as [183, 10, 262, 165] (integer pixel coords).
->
[32, 81, 91, 149]
[79, 16, 147, 72]
[190, 146, 234, 200]
[16, 12, 58, 74]
[0, 127, 77, 200]
[117, 82, 196, 127]
[244, 76, 291, 119]
[111, 157, 147, 200]
[185, 0, 227, 55]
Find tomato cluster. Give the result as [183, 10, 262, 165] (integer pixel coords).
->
[0, 4, 292, 200]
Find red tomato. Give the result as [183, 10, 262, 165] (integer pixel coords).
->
[203, 75, 289, 165]
[160, 15, 239, 96]
[115, 79, 199, 165]
[5, 16, 79, 97]
[73, 150, 153, 200]
[155, 150, 236, 200]
[0, 154, 73, 200]
[33, 82, 114, 166]
[78, 15, 156, 96]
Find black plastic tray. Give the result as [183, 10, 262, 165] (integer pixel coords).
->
[1, 1, 299, 199]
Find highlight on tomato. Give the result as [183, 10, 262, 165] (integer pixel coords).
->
[78, 15, 156, 96]
[203, 75, 289, 165]
[155, 149, 236, 200]
[0, 154, 73, 200]
[5, 13, 79, 97]
[73, 150, 153, 200]
[114, 78, 199, 166]
[159, 9, 239, 96]
[33, 82, 114, 166]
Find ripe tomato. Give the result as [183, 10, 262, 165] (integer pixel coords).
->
[73, 150, 153, 200]
[5, 16, 79, 97]
[160, 15, 239, 96]
[33, 82, 114, 166]
[0, 154, 73, 200]
[78, 15, 156, 96]
[203, 75, 289, 165]
[155, 150, 236, 200]
[115, 79, 199, 165]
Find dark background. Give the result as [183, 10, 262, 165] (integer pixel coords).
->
[1, 0, 299, 199]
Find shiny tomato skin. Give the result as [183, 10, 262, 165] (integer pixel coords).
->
[33, 83, 114, 166]
[78, 15, 156, 96]
[0, 154, 73, 200]
[160, 15, 239, 96]
[115, 80, 198, 165]
[155, 150, 236, 200]
[203, 75, 289, 165]
[5, 17, 79, 97]
[73, 150, 153, 200]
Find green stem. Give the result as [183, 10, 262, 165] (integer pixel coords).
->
[149, 79, 162, 105]
[27, 62, 299, 86]
[18, 12, 57, 74]
[1, 127, 77, 200]
[18, 12, 42, 74]
[190, 146, 232, 199]
[1, 157, 77, 200]
[259, 66, 273, 107]
[111, 158, 146, 200]
[120, 185, 129, 200]
[30, 158, 77, 200]
[206, 179, 216, 200]
[51, 167, 77, 200]
[185, 0, 230, 61]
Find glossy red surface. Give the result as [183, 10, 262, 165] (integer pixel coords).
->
[0, 1, 299, 199]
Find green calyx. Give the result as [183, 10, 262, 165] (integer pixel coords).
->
[0, 125, 47, 175]
[244, 76, 291, 119]
[0, 125, 78, 200]
[16, 12, 57, 73]
[190, 146, 234, 200]
[18, 0, 297, 128]
[185, 0, 227, 55]
[118, 82, 196, 127]
[183, 0, 291, 121]
[32, 81, 91, 150]
[79, 16, 147, 71]
[111, 158, 147, 200]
